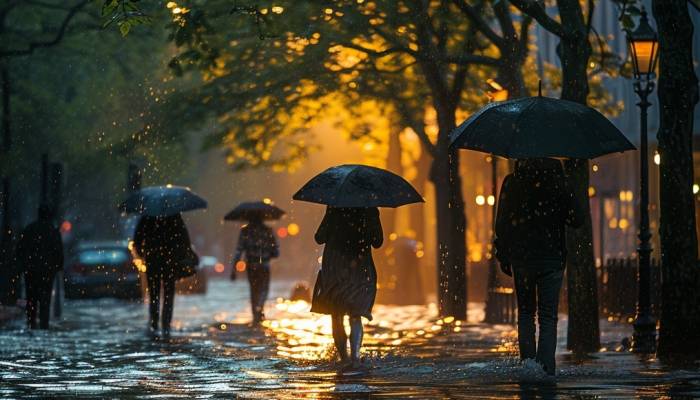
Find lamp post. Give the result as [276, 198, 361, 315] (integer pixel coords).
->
[627, 7, 660, 354]
[483, 79, 508, 323]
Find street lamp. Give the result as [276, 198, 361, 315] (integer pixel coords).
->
[626, 7, 660, 354]
[484, 79, 508, 323]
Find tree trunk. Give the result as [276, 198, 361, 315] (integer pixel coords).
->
[557, 0, 600, 354]
[382, 127, 404, 238]
[410, 151, 431, 244]
[652, 0, 700, 361]
[431, 105, 468, 320]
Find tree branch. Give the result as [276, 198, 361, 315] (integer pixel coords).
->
[0, 0, 89, 58]
[452, 0, 507, 49]
[508, 0, 565, 38]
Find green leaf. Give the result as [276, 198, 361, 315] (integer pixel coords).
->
[119, 21, 131, 36]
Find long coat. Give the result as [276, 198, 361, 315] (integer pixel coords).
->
[310, 207, 383, 320]
[133, 214, 191, 276]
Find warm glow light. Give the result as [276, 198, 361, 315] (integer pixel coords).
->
[166, 1, 177, 8]
[609, 217, 618, 229]
[262, 197, 272, 204]
[592, 164, 599, 172]
[277, 227, 288, 238]
[214, 263, 225, 273]
[271, 6, 284, 14]
[486, 195, 495, 206]
[654, 152, 661, 165]
[693, 184, 699, 195]
[475, 195, 485, 206]
[389, 233, 398, 241]
[60, 220, 72, 233]
[631, 41, 656, 75]
[588, 186, 596, 198]
[235, 261, 247, 272]
[486, 79, 508, 101]
[287, 223, 300, 236]
[166, 183, 173, 188]
[619, 218, 630, 230]
[415, 250, 424, 258]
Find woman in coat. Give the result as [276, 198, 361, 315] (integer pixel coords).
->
[311, 207, 383, 368]
[495, 158, 585, 375]
[134, 213, 192, 339]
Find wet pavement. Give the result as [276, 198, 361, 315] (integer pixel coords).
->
[1, 279, 699, 399]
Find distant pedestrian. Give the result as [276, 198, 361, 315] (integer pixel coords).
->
[134, 213, 192, 339]
[495, 158, 585, 375]
[15, 205, 64, 330]
[231, 216, 279, 324]
[311, 207, 383, 369]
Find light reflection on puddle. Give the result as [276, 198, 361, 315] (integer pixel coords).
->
[0, 280, 698, 399]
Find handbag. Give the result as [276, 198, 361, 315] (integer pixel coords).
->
[174, 245, 199, 280]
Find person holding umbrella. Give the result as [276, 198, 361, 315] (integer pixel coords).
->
[225, 201, 283, 325]
[494, 158, 585, 375]
[294, 164, 423, 369]
[122, 185, 206, 339]
[450, 88, 635, 375]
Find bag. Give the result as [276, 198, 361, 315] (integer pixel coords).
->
[174, 245, 199, 280]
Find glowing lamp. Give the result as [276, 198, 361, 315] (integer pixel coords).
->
[627, 8, 659, 80]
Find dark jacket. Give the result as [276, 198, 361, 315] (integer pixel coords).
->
[232, 221, 279, 265]
[494, 159, 585, 266]
[133, 214, 191, 275]
[15, 219, 64, 275]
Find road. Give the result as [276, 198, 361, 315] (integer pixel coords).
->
[1, 279, 699, 399]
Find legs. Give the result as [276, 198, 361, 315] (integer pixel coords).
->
[331, 314, 364, 367]
[38, 274, 54, 330]
[331, 314, 348, 362]
[514, 265, 564, 375]
[247, 264, 269, 323]
[535, 268, 564, 375]
[161, 277, 176, 336]
[146, 272, 161, 332]
[25, 275, 38, 329]
[513, 268, 537, 361]
[348, 316, 363, 366]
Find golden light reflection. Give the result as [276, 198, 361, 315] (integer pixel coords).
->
[254, 299, 519, 362]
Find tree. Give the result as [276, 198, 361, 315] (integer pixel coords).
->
[161, 1, 548, 318]
[509, 0, 600, 354]
[651, 0, 700, 360]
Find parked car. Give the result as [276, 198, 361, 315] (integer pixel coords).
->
[65, 241, 142, 300]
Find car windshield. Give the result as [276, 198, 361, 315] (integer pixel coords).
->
[78, 249, 129, 265]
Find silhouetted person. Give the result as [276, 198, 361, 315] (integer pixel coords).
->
[231, 216, 279, 324]
[311, 207, 382, 369]
[495, 158, 585, 375]
[134, 213, 191, 339]
[15, 205, 63, 329]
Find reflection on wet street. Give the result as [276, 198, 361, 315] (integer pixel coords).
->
[1, 280, 699, 399]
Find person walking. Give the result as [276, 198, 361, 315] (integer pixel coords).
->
[310, 207, 383, 369]
[494, 158, 585, 375]
[134, 213, 192, 339]
[15, 204, 64, 330]
[231, 216, 279, 324]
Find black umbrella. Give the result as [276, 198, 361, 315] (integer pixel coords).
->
[119, 185, 207, 216]
[449, 94, 635, 159]
[224, 201, 285, 221]
[293, 164, 423, 208]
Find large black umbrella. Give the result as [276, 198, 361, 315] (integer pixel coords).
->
[119, 185, 207, 216]
[449, 95, 635, 159]
[293, 164, 423, 208]
[224, 201, 285, 221]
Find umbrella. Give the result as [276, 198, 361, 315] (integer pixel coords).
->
[119, 185, 207, 216]
[224, 201, 285, 221]
[449, 94, 635, 159]
[293, 164, 423, 208]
